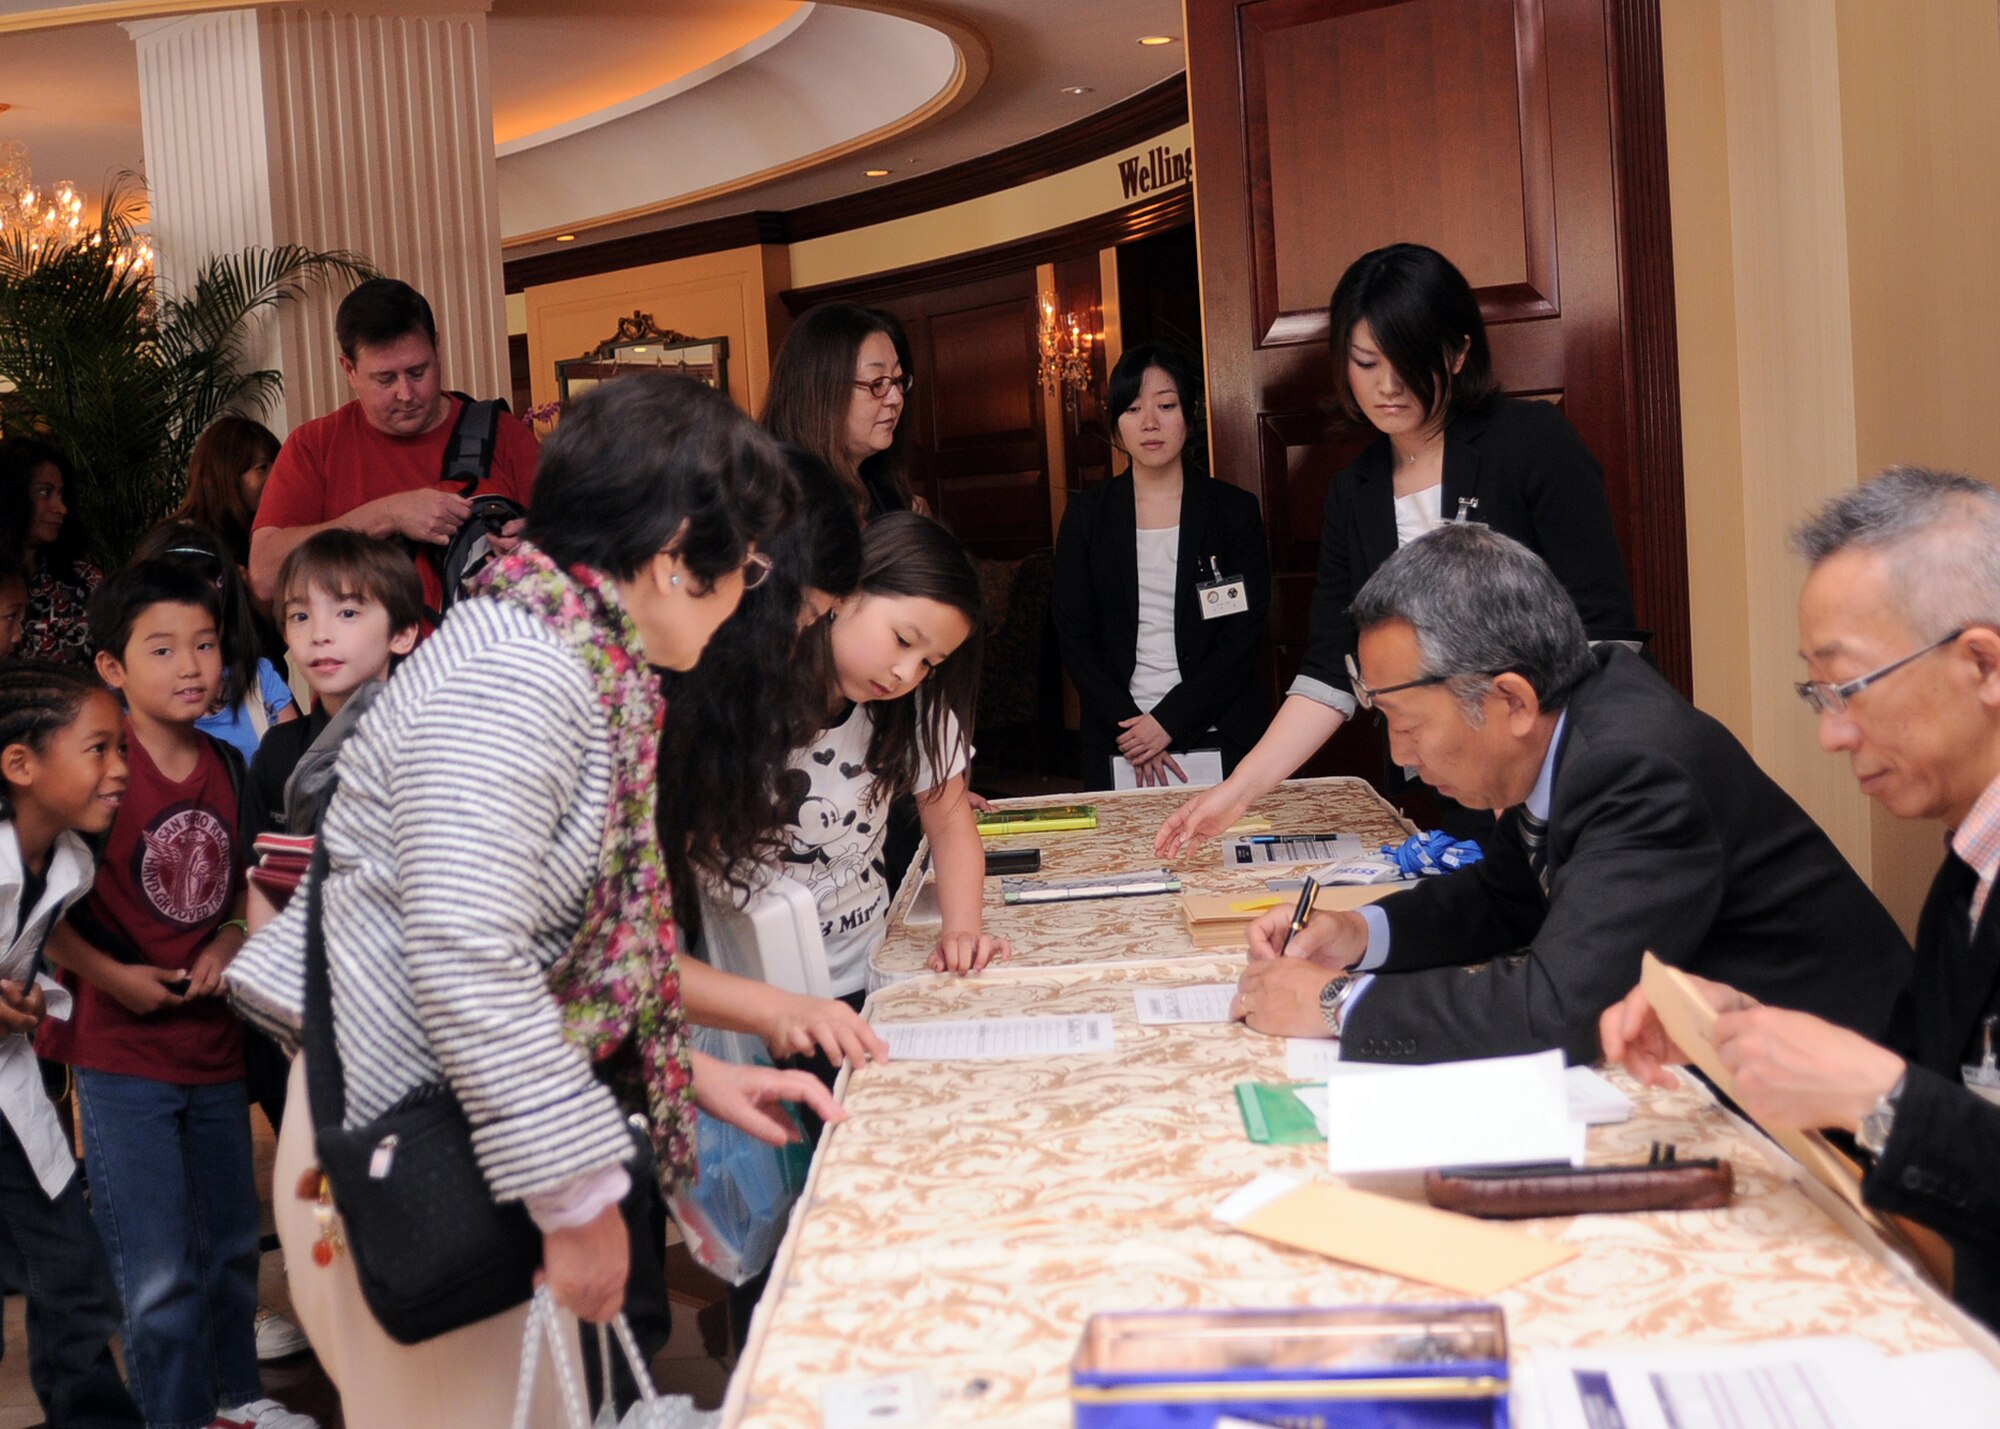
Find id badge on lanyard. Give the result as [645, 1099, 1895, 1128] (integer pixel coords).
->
[1197, 556, 1249, 619]
[1964, 1014, 2000, 1107]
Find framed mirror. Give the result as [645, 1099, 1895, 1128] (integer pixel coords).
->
[555, 311, 728, 403]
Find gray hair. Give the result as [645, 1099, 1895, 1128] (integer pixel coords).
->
[1790, 466, 2000, 641]
[1349, 523, 1595, 721]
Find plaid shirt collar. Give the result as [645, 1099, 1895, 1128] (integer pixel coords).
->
[1950, 772, 2000, 934]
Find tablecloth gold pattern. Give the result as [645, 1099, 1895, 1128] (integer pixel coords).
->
[870, 778, 1415, 981]
[723, 959, 1979, 1428]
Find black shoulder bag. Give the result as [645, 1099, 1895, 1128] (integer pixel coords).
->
[301, 837, 542, 1343]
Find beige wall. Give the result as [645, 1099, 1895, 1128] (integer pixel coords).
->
[520, 243, 792, 416]
[1663, 0, 2000, 930]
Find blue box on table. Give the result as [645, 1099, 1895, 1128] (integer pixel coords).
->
[1070, 1304, 1509, 1428]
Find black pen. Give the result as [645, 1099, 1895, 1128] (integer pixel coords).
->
[1279, 875, 1320, 954]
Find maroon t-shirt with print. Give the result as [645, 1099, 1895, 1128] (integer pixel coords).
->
[38, 724, 244, 1083]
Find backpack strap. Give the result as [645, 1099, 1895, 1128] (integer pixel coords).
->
[203, 731, 251, 856]
[439, 393, 508, 498]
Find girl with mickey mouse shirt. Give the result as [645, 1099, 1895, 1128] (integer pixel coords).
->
[775, 514, 1009, 998]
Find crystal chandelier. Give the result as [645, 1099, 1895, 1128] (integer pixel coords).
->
[0, 138, 151, 272]
[1038, 294, 1097, 411]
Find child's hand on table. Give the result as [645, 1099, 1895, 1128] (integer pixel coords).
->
[929, 930, 1012, 975]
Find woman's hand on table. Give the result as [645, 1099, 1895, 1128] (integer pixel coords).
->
[690, 1049, 845, 1145]
[758, 989, 890, 1069]
[929, 930, 1011, 975]
[538, 1203, 628, 1324]
[1154, 780, 1250, 858]
[1128, 751, 1188, 787]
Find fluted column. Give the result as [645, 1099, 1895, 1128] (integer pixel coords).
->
[128, 2, 508, 435]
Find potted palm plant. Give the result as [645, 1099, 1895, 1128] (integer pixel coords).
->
[0, 172, 372, 569]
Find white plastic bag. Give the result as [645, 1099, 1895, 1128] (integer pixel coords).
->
[513, 1287, 719, 1429]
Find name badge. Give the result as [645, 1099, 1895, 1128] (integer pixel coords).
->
[1962, 1015, 2000, 1106]
[1198, 556, 1249, 620]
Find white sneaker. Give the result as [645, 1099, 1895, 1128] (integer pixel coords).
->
[211, 1399, 320, 1429]
[254, 1304, 310, 1360]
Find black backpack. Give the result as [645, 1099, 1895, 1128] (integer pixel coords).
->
[421, 395, 527, 621]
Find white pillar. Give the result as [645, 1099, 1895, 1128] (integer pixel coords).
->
[128, 2, 509, 435]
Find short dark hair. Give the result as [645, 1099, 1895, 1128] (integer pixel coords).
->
[1350, 523, 1594, 719]
[854, 513, 983, 801]
[131, 520, 259, 706]
[335, 278, 437, 362]
[0, 661, 110, 817]
[1326, 244, 1499, 428]
[1106, 342, 1208, 476]
[88, 559, 223, 662]
[525, 372, 793, 584]
[277, 529, 427, 638]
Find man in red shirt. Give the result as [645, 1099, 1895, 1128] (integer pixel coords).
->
[248, 278, 539, 606]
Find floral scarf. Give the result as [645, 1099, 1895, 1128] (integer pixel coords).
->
[474, 545, 697, 1190]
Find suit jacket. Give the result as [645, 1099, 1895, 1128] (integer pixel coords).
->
[1296, 399, 1638, 703]
[1863, 852, 2000, 1331]
[1052, 473, 1271, 775]
[1343, 646, 1912, 1064]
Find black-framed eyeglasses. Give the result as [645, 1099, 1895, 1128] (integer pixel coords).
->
[853, 372, 914, 400]
[1794, 628, 1964, 714]
[1344, 652, 1510, 711]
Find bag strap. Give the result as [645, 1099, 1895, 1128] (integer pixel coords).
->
[300, 835, 351, 1135]
[440, 393, 506, 499]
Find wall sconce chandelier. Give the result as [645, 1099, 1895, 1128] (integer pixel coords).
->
[1038, 294, 1096, 410]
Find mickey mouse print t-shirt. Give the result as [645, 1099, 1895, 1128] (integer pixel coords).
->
[777, 700, 968, 995]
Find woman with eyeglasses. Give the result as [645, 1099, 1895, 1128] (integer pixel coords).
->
[0, 437, 102, 666]
[1158, 243, 1636, 854]
[227, 375, 853, 1426]
[762, 302, 926, 523]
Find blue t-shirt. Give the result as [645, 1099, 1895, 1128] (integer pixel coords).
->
[196, 659, 295, 760]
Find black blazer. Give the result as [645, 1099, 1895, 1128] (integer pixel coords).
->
[1343, 647, 1912, 1064]
[1864, 852, 2000, 1332]
[1052, 474, 1271, 773]
[1296, 399, 1638, 704]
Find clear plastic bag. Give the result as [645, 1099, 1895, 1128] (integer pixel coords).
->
[664, 1024, 814, 1286]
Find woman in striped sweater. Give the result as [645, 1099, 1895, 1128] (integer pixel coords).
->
[228, 374, 879, 1425]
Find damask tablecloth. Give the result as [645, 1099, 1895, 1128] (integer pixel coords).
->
[723, 958, 1989, 1428]
[869, 777, 1416, 981]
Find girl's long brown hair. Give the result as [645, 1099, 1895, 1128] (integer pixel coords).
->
[173, 416, 279, 567]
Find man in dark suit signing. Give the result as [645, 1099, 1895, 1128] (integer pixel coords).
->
[1233, 521, 1910, 1064]
[1601, 466, 2000, 1332]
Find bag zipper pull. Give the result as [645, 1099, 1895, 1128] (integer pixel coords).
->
[369, 1134, 399, 1179]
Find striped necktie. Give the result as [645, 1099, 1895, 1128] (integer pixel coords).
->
[1518, 806, 1551, 897]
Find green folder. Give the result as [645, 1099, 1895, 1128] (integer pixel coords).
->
[1234, 1082, 1328, 1145]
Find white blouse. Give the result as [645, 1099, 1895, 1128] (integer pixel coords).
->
[1129, 525, 1182, 712]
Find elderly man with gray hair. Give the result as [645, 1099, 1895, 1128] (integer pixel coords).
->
[1234, 521, 1908, 1066]
[1601, 466, 2000, 1332]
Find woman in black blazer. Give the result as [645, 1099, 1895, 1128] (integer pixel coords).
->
[1055, 344, 1271, 789]
[1158, 243, 1636, 851]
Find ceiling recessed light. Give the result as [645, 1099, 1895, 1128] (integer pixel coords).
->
[865, 169, 890, 177]
[554, 233, 575, 242]
[1060, 85, 1094, 95]
[1138, 34, 1177, 46]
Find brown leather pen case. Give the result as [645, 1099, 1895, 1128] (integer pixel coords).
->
[1424, 1159, 1734, 1218]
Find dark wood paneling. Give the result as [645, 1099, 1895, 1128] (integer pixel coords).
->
[507, 333, 532, 415]
[784, 75, 1189, 241]
[503, 213, 787, 294]
[1051, 252, 1112, 493]
[1188, 0, 1690, 767]
[781, 187, 1195, 315]
[501, 75, 1189, 294]
[930, 302, 1037, 443]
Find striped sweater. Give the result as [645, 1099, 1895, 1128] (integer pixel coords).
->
[227, 597, 633, 1201]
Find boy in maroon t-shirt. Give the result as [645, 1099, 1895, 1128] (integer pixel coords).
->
[40, 562, 313, 1429]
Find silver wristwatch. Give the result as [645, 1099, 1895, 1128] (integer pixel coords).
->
[1318, 974, 1356, 1035]
[1856, 1071, 1907, 1157]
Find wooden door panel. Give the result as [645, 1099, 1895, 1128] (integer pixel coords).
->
[929, 301, 1038, 445]
[1243, 0, 1559, 346]
[1190, 0, 1688, 744]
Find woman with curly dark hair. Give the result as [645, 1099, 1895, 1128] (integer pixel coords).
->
[0, 438, 102, 666]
